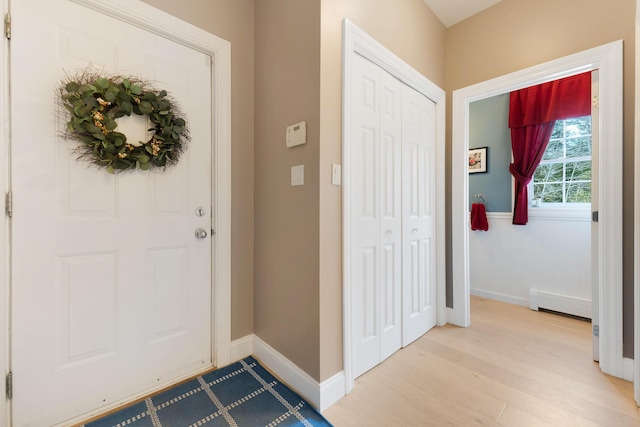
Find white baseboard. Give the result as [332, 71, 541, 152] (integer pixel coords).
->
[471, 288, 529, 307]
[623, 357, 634, 382]
[319, 370, 346, 411]
[229, 334, 254, 362]
[230, 334, 346, 412]
[446, 306, 468, 327]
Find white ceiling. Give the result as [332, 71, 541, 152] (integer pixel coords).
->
[423, 0, 504, 28]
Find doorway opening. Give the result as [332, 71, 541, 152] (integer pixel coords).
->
[467, 92, 594, 310]
[451, 41, 624, 378]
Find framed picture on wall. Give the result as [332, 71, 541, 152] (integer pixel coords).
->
[468, 147, 488, 174]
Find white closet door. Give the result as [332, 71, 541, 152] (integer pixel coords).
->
[350, 54, 403, 378]
[402, 84, 437, 346]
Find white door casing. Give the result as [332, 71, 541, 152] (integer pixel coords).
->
[401, 84, 437, 347]
[6, 0, 232, 425]
[635, 0, 640, 405]
[342, 19, 446, 393]
[349, 53, 403, 379]
[451, 41, 624, 378]
[0, 0, 8, 424]
[591, 71, 600, 362]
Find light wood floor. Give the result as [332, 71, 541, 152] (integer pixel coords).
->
[323, 296, 639, 426]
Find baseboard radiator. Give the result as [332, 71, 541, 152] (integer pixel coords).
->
[529, 289, 591, 319]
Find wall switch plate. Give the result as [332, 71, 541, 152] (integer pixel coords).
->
[286, 121, 307, 148]
[331, 164, 341, 186]
[291, 165, 304, 186]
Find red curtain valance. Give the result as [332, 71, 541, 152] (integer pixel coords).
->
[509, 71, 592, 129]
[508, 71, 592, 225]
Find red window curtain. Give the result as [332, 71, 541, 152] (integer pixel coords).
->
[509, 71, 592, 225]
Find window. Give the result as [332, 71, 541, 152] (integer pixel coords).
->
[532, 116, 592, 204]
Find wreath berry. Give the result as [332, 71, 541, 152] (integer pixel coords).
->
[60, 71, 189, 173]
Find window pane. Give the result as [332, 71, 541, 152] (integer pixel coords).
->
[543, 139, 563, 160]
[534, 183, 563, 203]
[566, 161, 591, 181]
[566, 137, 591, 158]
[534, 163, 563, 183]
[531, 116, 591, 206]
[566, 182, 591, 203]
[565, 116, 591, 137]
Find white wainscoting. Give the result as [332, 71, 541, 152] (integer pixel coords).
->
[469, 211, 591, 310]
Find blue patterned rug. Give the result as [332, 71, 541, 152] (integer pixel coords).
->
[82, 356, 333, 427]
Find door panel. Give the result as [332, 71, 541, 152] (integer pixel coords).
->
[11, 1, 212, 425]
[378, 63, 403, 362]
[402, 84, 437, 346]
[350, 54, 403, 378]
[59, 252, 117, 365]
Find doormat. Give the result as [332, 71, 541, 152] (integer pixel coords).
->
[82, 356, 333, 427]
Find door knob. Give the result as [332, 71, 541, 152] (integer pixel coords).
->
[195, 228, 208, 239]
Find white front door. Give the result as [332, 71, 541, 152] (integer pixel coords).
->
[401, 84, 437, 346]
[10, 1, 213, 425]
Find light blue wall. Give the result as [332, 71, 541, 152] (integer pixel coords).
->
[469, 93, 512, 212]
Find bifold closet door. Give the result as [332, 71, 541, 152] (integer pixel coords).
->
[401, 84, 437, 347]
[350, 54, 438, 379]
[350, 53, 403, 379]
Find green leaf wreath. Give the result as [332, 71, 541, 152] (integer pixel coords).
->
[59, 70, 189, 173]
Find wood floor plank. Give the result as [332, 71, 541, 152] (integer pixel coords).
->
[323, 296, 638, 426]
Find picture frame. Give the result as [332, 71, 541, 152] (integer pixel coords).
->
[468, 147, 488, 174]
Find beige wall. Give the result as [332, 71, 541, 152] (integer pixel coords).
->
[254, 0, 446, 381]
[140, 0, 446, 383]
[140, 0, 255, 340]
[254, 0, 322, 379]
[446, 0, 636, 356]
[133, 0, 636, 382]
[318, 0, 446, 381]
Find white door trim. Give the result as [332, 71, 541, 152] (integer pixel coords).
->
[1, 0, 8, 424]
[342, 19, 446, 394]
[451, 41, 624, 378]
[1, 0, 231, 422]
[634, 0, 640, 405]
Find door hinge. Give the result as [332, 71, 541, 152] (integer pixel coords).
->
[593, 324, 599, 337]
[4, 13, 10, 40]
[5, 372, 12, 400]
[5, 191, 12, 218]
[592, 211, 599, 223]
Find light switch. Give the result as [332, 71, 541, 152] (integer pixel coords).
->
[291, 165, 304, 186]
[331, 164, 341, 186]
